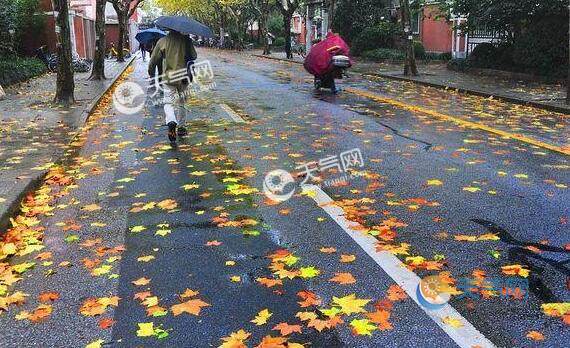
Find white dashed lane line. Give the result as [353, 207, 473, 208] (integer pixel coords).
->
[302, 184, 496, 348]
[219, 103, 246, 123]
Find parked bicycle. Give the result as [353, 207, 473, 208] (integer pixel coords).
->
[35, 46, 58, 72]
[292, 43, 306, 58]
[35, 46, 93, 73]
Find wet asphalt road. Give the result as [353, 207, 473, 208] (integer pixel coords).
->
[0, 50, 568, 347]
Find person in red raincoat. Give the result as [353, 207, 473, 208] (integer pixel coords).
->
[304, 32, 352, 93]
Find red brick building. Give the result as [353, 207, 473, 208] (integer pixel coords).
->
[24, 0, 141, 59]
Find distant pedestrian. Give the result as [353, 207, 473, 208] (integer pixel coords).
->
[148, 30, 197, 142]
[140, 43, 147, 61]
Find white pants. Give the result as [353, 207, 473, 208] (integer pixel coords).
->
[163, 84, 188, 126]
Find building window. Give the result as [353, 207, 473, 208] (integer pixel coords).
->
[411, 11, 420, 34]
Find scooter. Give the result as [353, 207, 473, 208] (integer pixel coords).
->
[313, 53, 351, 93]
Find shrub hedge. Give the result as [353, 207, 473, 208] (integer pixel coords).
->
[0, 56, 46, 86]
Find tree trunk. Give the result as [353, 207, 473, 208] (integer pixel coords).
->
[53, 0, 75, 106]
[261, 16, 269, 55]
[116, 11, 127, 62]
[327, 0, 336, 32]
[89, 0, 106, 80]
[399, 0, 418, 76]
[284, 13, 293, 59]
[567, 4, 570, 104]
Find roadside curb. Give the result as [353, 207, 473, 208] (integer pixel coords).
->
[367, 72, 570, 115]
[0, 55, 136, 233]
[252, 54, 303, 65]
[252, 53, 569, 115]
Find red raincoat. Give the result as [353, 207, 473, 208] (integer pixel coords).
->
[303, 32, 352, 78]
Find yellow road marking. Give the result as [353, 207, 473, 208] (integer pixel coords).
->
[344, 87, 570, 156]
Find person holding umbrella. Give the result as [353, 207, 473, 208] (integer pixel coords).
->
[149, 16, 213, 142]
[148, 31, 196, 141]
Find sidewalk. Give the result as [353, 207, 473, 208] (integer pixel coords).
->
[368, 64, 569, 114]
[0, 57, 134, 230]
[252, 50, 569, 114]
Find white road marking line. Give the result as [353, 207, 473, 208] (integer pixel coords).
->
[302, 184, 496, 348]
[220, 103, 246, 123]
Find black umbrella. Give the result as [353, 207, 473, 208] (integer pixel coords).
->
[135, 28, 167, 44]
[155, 15, 214, 38]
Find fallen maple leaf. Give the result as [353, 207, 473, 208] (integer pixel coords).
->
[171, 299, 210, 316]
[251, 308, 272, 326]
[366, 310, 393, 330]
[257, 277, 283, 288]
[132, 277, 151, 286]
[387, 284, 408, 302]
[297, 290, 321, 307]
[332, 294, 370, 315]
[255, 335, 287, 348]
[329, 272, 356, 285]
[38, 292, 59, 303]
[98, 318, 115, 329]
[272, 322, 302, 336]
[526, 330, 545, 341]
[350, 318, 377, 336]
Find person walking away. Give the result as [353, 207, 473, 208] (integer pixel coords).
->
[148, 30, 197, 142]
[140, 43, 146, 61]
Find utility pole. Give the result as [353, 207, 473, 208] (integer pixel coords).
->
[305, 4, 312, 53]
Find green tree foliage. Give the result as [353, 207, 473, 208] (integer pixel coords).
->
[351, 22, 399, 55]
[333, 0, 391, 44]
[443, 0, 568, 76]
[0, 0, 45, 56]
[441, 0, 567, 37]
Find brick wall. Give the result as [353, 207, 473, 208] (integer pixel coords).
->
[74, 16, 86, 57]
[419, 5, 452, 53]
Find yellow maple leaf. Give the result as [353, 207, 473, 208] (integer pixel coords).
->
[251, 308, 272, 326]
[332, 294, 370, 315]
[137, 255, 155, 262]
[350, 318, 377, 336]
[85, 339, 104, 348]
[136, 322, 155, 337]
[442, 316, 464, 328]
[82, 204, 101, 212]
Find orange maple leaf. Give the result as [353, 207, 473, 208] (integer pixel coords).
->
[387, 285, 407, 302]
[171, 299, 210, 316]
[257, 277, 283, 288]
[180, 289, 200, 299]
[272, 322, 302, 336]
[366, 310, 393, 330]
[297, 290, 321, 307]
[329, 272, 356, 285]
[255, 335, 288, 348]
[98, 317, 115, 329]
[526, 331, 545, 341]
[38, 292, 59, 303]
